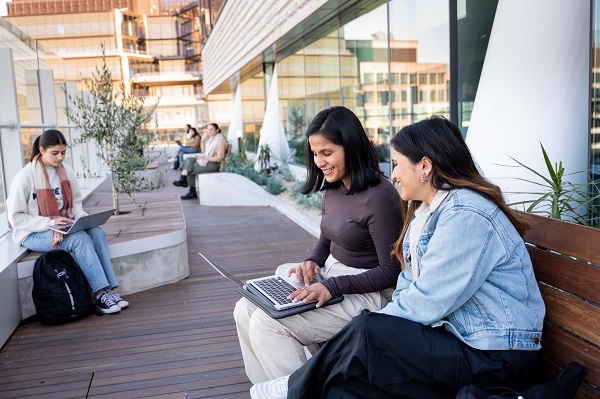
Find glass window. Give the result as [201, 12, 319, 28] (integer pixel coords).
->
[340, 2, 390, 150]
[390, 0, 450, 129]
[456, 0, 499, 136]
[401, 73, 408, 84]
[0, 156, 4, 218]
[591, 0, 600, 225]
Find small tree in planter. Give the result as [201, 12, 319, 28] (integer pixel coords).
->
[65, 47, 159, 214]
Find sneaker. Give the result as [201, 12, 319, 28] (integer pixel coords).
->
[168, 156, 177, 163]
[96, 292, 121, 314]
[250, 375, 289, 399]
[107, 290, 129, 308]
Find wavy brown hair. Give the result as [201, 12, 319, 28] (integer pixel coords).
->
[390, 116, 531, 266]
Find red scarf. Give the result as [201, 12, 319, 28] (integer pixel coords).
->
[33, 154, 73, 247]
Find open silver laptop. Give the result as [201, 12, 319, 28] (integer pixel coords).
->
[199, 252, 318, 310]
[49, 208, 115, 235]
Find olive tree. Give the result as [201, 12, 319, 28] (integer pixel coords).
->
[65, 49, 159, 214]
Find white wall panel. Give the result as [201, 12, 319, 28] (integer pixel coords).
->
[466, 0, 590, 204]
[202, 0, 329, 94]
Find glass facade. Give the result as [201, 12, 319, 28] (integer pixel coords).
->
[592, 1, 600, 224]
[272, 1, 452, 165]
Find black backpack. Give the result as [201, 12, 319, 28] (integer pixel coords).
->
[32, 249, 94, 324]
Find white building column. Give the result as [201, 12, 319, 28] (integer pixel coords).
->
[228, 84, 243, 153]
[466, 0, 590, 204]
[0, 48, 24, 190]
[38, 69, 58, 127]
[255, 64, 290, 171]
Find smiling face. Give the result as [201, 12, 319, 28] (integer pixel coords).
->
[391, 146, 436, 204]
[206, 125, 218, 137]
[308, 133, 348, 187]
[39, 144, 67, 167]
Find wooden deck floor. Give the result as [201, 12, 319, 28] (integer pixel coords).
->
[0, 169, 317, 399]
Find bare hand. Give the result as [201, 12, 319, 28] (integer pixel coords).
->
[288, 260, 320, 286]
[289, 283, 332, 308]
[53, 217, 74, 225]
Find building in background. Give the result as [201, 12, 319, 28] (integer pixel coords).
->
[201, 0, 596, 219]
[4, 0, 219, 140]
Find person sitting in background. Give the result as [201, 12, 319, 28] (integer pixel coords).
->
[169, 124, 201, 170]
[172, 123, 227, 199]
[250, 116, 546, 399]
[235, 106, 402, 385]
[7, 129, 129, 314]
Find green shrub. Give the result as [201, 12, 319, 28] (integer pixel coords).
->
[266, 177, 285, 195]
[289, 180, 323, 211]
[253, 173, 269, 186]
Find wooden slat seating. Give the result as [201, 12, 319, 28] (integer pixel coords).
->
[220, 143, 233, 171]
[519, 211, 600, 399]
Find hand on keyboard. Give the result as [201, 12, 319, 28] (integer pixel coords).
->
[288, 260, 321, 286]
[289, 282, 332, 308]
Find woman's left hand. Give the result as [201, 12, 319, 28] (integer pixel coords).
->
[289, 282, 332, 308]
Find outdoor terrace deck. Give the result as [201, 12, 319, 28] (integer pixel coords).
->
[0, 170, 317, 399]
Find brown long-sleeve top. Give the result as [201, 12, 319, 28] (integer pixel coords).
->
[187, 133, 201, 152]
[306, 178, 402, 297]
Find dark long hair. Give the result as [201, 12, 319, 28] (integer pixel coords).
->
[390, 116, 531, 262]
[301, 106, 382, 195]
[31, 129, 68, 162]
[207, 123, 220, 133]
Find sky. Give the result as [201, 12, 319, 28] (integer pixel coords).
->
[0, 1, 7, 16]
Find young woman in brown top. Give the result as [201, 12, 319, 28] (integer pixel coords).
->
[234, 106, 403, 384]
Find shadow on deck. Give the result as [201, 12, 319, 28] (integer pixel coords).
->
[0, 168, 317, 399]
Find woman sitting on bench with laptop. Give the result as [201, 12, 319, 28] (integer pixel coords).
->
[251, 116, 546, 399]
[7, 129, 129, 315]
[234, 106, 403, 384]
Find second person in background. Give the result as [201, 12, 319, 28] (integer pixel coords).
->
[234, 106, 403, 383]
[173, 123, 227, 199]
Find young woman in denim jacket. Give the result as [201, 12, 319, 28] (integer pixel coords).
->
[250, 116, 546, 399]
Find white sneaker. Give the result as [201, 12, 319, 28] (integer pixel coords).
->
[168, 156, 177, 163]
[250, 375, 289, 399]
[107, 290, 129, 308]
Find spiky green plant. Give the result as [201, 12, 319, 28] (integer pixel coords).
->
[504, 143, 600, 225]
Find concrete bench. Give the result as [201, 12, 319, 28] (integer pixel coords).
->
[16, 192, 190, 320]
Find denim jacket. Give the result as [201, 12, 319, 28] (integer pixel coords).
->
[378, 188, 545, 351]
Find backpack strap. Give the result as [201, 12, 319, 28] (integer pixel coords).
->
[557, 362, 585, 399]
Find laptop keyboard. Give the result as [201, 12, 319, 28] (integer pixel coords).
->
[251, 277, 296, 305]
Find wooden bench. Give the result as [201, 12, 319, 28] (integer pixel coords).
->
[520, 211, 600, 398]
[307, 212, 600, 397]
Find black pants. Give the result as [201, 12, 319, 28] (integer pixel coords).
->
[287, 310, 537, 399]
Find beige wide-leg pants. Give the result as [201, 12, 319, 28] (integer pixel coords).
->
[233, 255, 394, 384]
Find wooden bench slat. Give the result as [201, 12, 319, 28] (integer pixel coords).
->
[538, 285, 600, 346]
[529, 246, 600, 305]
[521, 211, 600, 266]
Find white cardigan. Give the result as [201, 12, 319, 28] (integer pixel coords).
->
[6, 162, 86, 245]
